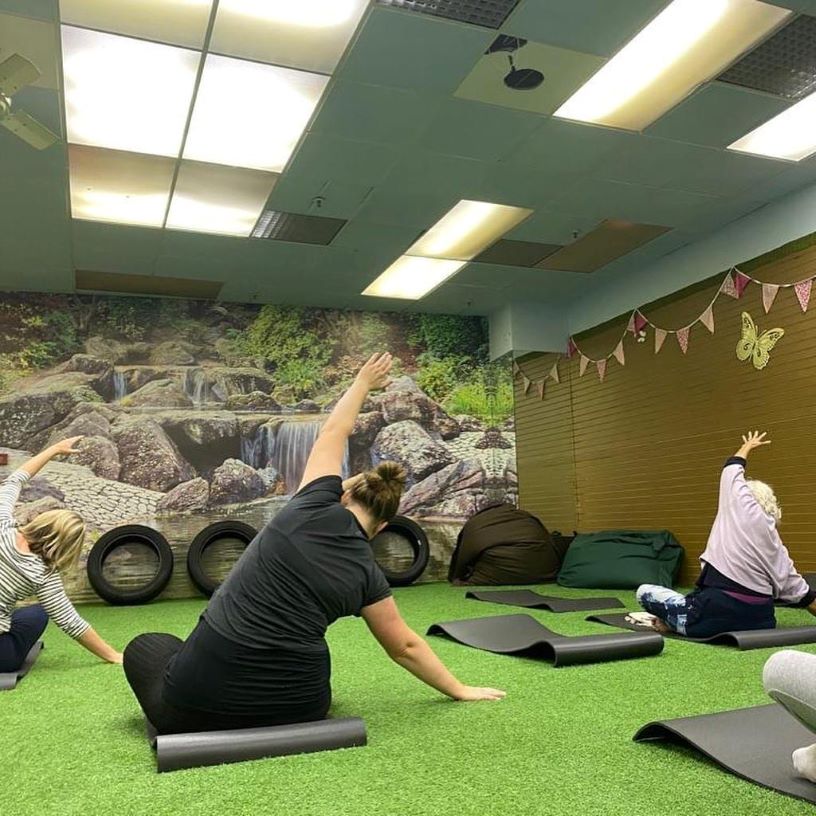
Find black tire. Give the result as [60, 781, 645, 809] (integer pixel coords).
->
[186, 520, 257, 598]
[87, 525, 174, 606]
[371, 515, 430, 587]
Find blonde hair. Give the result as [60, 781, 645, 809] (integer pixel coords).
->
[349, 462, 407, 525]
[20, 509, 86, 572]
[746, 479, 782, 525]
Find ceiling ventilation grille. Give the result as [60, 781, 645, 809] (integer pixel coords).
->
[376, 0, 521, 29]
[719, 14, 816, 100]
[252, 210, 347, 245]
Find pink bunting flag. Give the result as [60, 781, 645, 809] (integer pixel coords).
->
[579, 355, 589, 377]
[567, 338, 578, 359]
[795, 279, 812, 313]
[627, 313, 635, 333]
[720, 273, 738, 299]
[522, 376, 531, 394]
[762, 283, 779, 314]
[634, 311, 648, 334]
[612, 340, 625, 366]
[536, 382, 545, 400]
[596, 359, 607, 382]
[549, 362, 560, 384]
[700, 304, 715, 334]
[735, 271, 751, 298]
[676, 326, 690, 354]
[654, 328, 667, 354]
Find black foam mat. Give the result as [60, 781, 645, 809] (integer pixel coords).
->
[634, 704, 816, 804]
[426, 614, 663, 667]
[0, 640, 43, 691]
[466, 589, 624, 612]
[587, 612, 816, 650]
[146, 716, 367, 772]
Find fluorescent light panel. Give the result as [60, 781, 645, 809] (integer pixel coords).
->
[729, 91, 816, 160]
[554, 0, 790, 131]
[183, 54, 329, 172]
[58, 0, 212, 49]
[166, 161, 278, 236]
[68, 144, 175, 227]
[407, 200, 533, 261]
[210, 0, 369, 74]
[61, 25, 199, 157]
[363, 256, 466, 300]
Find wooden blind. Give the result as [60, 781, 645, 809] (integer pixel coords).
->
[515, 243, 816, 583]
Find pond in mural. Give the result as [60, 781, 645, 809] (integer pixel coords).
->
[0, 295, 516, 598]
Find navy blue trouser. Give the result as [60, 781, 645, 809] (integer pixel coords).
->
[0, 605, 48, 673]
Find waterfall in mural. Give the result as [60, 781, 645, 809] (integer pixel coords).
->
[241, 422, 276, 469]
[112, 371, 127, 401]
[182, 368, 219, 406]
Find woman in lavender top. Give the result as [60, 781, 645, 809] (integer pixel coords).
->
[636, 431, 816, 637]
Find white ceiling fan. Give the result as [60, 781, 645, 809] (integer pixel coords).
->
[0, 53, 59, 150]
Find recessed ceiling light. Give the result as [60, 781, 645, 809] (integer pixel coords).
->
[61, 25, 200, 156]
[68, 144, 175, 227]
[554, 0, 790, 131]
[407, 200, 533, 261]
[183, 55, 328, 172]
[362, 256, 466, 300]
[166, 161, 278, 236]
[210, 0, 369, 73]
[728, 91, 816, 160]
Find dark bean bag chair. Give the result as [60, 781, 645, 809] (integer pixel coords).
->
[448, 504, 571, 586]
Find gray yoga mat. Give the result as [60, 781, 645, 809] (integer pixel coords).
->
[634, 704, 816, 805]
[587, 612, 816, 650]
[466, 589, 624, 613]
[0, 641, 43, 691]
[146, 716, 367, 773]
[427, 614, 663, 667]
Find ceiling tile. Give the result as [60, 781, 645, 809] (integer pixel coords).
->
[0, 12, 59, 89]
[267, 176, 373, 219]
[354, 188, 453, 227]
[506, 208, 600, 244]
[71, 221, 162, 275]
[383, 151, 489, 197]
[0, 1, 57, 22]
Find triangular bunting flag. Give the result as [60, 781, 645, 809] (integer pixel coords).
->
[762, 283, 779, 314]
[654, 328, 667, 354]
[512, 361, 520, 378]
[627, 313, 635, 333]
[795, 279, 812, 313]
[536, 382, 545, 400]
[596, 359, 607, 382]
[522, 376, 531, 394]
[634, 311, 648, 334]
[549, 361, 559, 384]
[676, 326, 690, 354]
[700, 304, 715, 334]
[735, 271, 751, 298]
[612, 341, 625, 366]
[579, 355, 589, 377]
[721, 272, 738, 299]
[567, 338, 578, 359]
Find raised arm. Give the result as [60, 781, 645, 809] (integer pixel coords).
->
[719, 431, 771, 515]
[361, 596, 505, 702]
[297, 354, 392, 492]
[734, 430, 771, 461]
[19, 436, 84, 479]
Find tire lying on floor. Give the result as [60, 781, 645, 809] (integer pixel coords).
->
[86, 525, 174, 605]
[370, 515, 429, 587]
[186, 520, 258, 598]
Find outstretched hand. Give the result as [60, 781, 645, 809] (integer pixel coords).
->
[355, 353, 393, 392]
[738, 430, 771, 458]
[452, 685, 506, 702]
[51, 436, 84, 456]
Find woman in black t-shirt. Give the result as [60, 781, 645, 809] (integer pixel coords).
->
[123, 353, 504, 734]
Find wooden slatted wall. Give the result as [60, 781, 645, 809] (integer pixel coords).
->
[515, 242, 816, 584]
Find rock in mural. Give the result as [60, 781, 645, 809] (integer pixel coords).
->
[157, 477, 210, 513]
[114, 419, 195, 492]
[371, 420, 456, 486]
[121, 379, 193, 408]
[209, 458, 266, 505]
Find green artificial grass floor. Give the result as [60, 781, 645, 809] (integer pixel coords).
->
[4, 583, 816, 816]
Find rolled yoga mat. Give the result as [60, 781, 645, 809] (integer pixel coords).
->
[0, 641, 43, 692]
[146, 716, 367, 773]
[586, 612, 816, 650]
[634, 704, 816, 805]
[427, 614, 663, 667]
[466, 589, 624, 613]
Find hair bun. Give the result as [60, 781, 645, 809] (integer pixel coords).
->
[374, 461, 407, 488]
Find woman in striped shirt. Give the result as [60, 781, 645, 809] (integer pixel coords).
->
[0, 436, 122, 673]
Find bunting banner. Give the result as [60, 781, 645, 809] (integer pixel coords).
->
[536, 382, 545, 400]
[612, 340, 625, 366]
[762, 283, 779, 314]
[579, 355, 589, 377]
[522, 376, 531, 394]
[721, 273, 739, 299]
[634, 311, 648, 334]
[567, 338, 578, 359]
[700, 304, 715, 334]
[735, 271, 751, 298]
[654, 328, 667, 354]
[795, 279, 812, 313]
[596, 359, 607, 382]
[676, 326, 690, 354]
[512, 360, 520, 378]
[549, 362, 560, 384]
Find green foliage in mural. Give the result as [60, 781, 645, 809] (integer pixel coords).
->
[411, 314, 489, 362]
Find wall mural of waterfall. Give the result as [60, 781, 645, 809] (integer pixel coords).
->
[0, 294, 516, 599]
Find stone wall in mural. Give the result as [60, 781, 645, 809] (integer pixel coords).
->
[0, 295, 516, 599]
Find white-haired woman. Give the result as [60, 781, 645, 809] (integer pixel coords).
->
[0, 437, 122, 674]
[636, 431, 816, 637]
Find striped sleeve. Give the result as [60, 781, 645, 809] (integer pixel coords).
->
[0, 470, 30, 525]
[35, 570, 90, 639]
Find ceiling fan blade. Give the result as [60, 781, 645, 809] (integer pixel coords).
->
[0, 53, 42, 97]
[1, 110, 58, 150]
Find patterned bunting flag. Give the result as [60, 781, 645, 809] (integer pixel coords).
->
[795, 279, 812, 313]
[579, 355, 589, 377]
[735, 271, 751, 298]
[676, 326, 690, 354]
[612, 340, 625, 366]
[567, 338, 578, 359]
[700, 304, 715, 334]
[721, 273, 738, 299]
[549, 361, 560, 384]
[596, 359, 607, 381]
[634, 311, 648, 334]
[627, 313, 635, 333]
[654, 328, 667, 354]
[536, 382, 545, 400]
[522, 376, 531, 394]
[762, 283, 779, 314]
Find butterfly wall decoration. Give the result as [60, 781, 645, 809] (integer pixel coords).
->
[736, 312, 784, 370]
